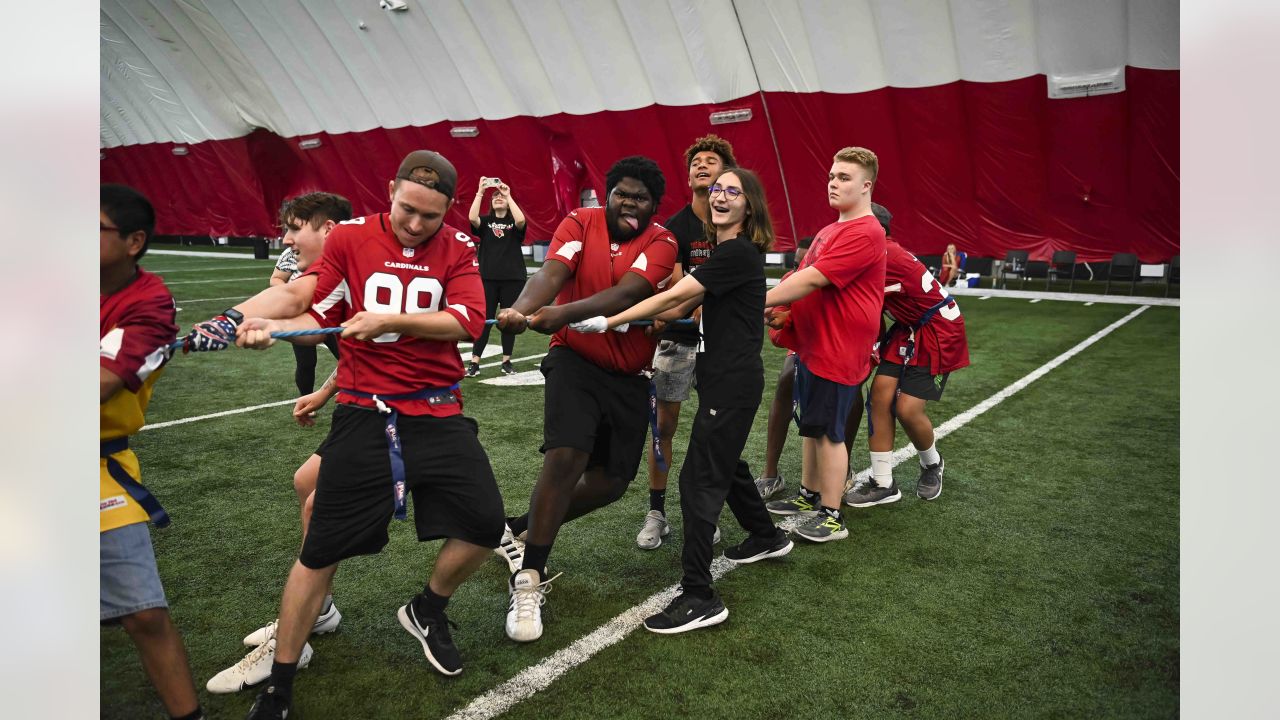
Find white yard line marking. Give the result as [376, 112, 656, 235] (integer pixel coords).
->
[1084, 301, 1095, 306]
[140, 352, 549, 431]
[445, 304, 1154, 720]
[165, 276, 264, 285]
[979, 295, 992, 300]
[151, 265, 269, 273]
[948, 286, 1176, 307]
[1029, 298, 1042, 303]
[173, 296, 248, 304]
[148, 249, 257, 259]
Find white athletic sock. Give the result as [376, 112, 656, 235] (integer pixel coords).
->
[870, 451, 894, 488]
[919, 443, 940, 468]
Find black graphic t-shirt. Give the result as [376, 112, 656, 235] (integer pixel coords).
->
[690, 235, 765, 408]
[473, 213, 527, 280]
[661, 204, 712, 345]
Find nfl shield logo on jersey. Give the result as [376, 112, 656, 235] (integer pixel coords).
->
[403, 247, 415, 257]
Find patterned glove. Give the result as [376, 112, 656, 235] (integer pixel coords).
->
[183, 309, 242, 353]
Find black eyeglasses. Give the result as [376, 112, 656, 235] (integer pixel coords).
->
[708, 184, 743, 200]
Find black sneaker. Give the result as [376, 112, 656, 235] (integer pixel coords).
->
[723, 531, 793, 564]
[917, 458, 944, 500]
[501, 360, 515, 375]
[245, 684, 291, 719]
[844, 479, 902, 508]
[465, 361, 480, 378]
[397, 602, 462, 676]
[644, 589, 728, 634]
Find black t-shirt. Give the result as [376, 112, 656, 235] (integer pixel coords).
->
[690, 235, 765, 408]
[472, 213, 527, 280]
[662, 204, 712, 344]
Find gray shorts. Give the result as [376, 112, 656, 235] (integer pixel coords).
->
[652, 339, 697, 402]
[100, 522, 168, 622]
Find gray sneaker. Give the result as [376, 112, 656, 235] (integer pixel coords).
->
[917, 458, 944, 500]
[791, 511, 849, 543]
[636, 510, 670, 550]
[844, 479, 902, 508]
[766, 491, 818, 516]
[754, 472, 785, 500]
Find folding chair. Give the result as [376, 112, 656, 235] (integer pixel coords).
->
[1165, 255, 1180, 297]
[997, 249, 1029, 290]
[1105, 253, 1139, 295]
[1045, 250, 1077, 292]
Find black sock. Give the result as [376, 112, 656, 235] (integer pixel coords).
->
[413, 585, 450, 618]
[821, 505, 842, 521]
[521, 543, 551, 580]
[800, 486, 819, 502]
[507, 514, 529, 538]
[269, 661, 298, 698]
[170, 706, 204, 720]
[649, 489, 666, 515]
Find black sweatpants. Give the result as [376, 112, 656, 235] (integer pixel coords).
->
[474, 278, 526, 358]
[679, 403, 777, 592]
[292, 334, 340, 395]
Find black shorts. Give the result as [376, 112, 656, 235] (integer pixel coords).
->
[793, 358, 862, 443]
[876, 361, 950, 401]
[540, 345, 650, 482]
[299, 404, 505, 569]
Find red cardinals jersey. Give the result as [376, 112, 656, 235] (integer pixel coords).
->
[307, 213, 486, 416]
[788, 215, 886, 385]
[100, 269, 177, 531]
[880, 240, 969, 374]
[545, 207, 678, 374]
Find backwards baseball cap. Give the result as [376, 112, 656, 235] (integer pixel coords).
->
[396, 150, 457, 200]
[870, 201, 892, 237]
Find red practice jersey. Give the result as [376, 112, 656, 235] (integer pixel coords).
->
[545, 207, 678, 374]
[788, 215, 887, 385]
[307, 213, 486, 416]
[100, 269, 177, 531]
[880, 240, 969, 374]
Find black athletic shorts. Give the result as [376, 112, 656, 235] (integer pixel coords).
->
[299, 404, 505, 569]
[793, 358, 862, 443]
[876, 361, 950, 401]
[540, 345, 650, 482]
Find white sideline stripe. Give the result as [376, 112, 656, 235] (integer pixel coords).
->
[948, 285, 1177, 307]
[445, 557, 738, 720]
[165, 276, 264, 285]
[148, 249, 258, 258]
[173, 296, 247, 304]
[1029, 298, 1042, 303]
[1084, 301, 1095, 306]
[140, 352, 549, 431]
[446, 304, 1154, 720]
[152, 265, 268, 274]
[979, 295, 992, 300]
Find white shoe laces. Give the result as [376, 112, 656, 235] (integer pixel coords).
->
[639, 513, 666, 538]
[510, 572, 563, 621]
[234, 636, 275, 673]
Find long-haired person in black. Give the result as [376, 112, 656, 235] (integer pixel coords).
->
[467, 176, 527, 376]
[572, 168, 792, 633]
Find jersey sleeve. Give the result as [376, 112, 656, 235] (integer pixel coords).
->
[441, 230, 487, 340]
[546, 211, 586, 273]
[627, 229, 678, 290]
[812, 227, 882, 289]
[307, 233, 351, 327]
[100, 290, 178, 393]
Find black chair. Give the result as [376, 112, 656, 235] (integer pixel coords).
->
[1045, 250, 1077, 292]
[1105, 253, 1139, 295]
[1165, 255, 1180, 297]
[996, 249, 1029, 290]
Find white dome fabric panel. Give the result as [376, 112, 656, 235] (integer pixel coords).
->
[101, 0, 1178, 148]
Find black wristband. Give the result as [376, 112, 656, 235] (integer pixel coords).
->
[221, 308, 245, 326]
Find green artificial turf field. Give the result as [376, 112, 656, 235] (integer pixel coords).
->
[102, 253, 1179, 719]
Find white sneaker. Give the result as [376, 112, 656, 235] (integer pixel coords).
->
[242, 602, 341, 646]
[754, 472, 786, 499]
[494, 523, 526, 574]
[206, 633, 313, 694]
[636, 510, 671, 550]
[505, 569, 560, 642]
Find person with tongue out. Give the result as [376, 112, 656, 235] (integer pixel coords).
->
[494, 156, 678, 643]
